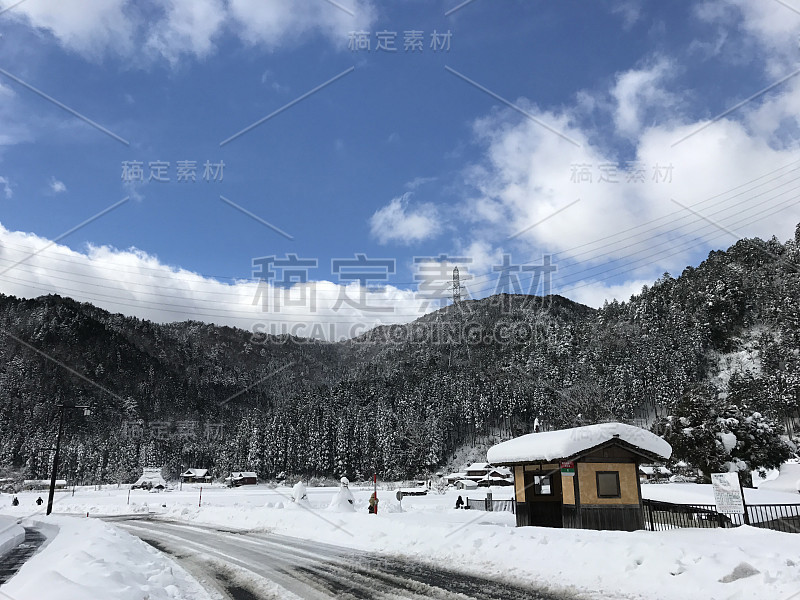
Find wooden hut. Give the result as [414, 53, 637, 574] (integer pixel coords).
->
[227, 471, 258, 487]
[180, 468, 212, 484]
[487, 422, 671, 531]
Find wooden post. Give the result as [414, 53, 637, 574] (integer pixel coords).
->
[46, 406, 66, 516]
[199, 486, 202, 507]
[738, 475, 750, 526]
[127, 489, 131, 505]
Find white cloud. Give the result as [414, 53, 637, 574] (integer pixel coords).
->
[49, 177, 67, 194]
[695, 0, 798, 76]
[370, 193, 440, 245]
[0, 83, 33, 147]
[0, 224, 428, 341]
[405, 176, 437, 190]
[261, 70, 289, 93]
[611, 57, 677, 138]
[227, 0, 375, 49]
[456, 36, 800, 305]
[611, 1, 642, 30]
[7, 0, 135, 59]
[8, 0, 376, 62]
[0, 176, 11, 199]
[145, 0, 227, 64]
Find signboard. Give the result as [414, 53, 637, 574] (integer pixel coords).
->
[560, 461, 575, 476]
[711, 472, 745, 515]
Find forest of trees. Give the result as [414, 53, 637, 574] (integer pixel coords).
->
[0, 227, 798, 484]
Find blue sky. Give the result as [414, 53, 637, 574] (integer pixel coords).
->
[1, 0, 800, 339]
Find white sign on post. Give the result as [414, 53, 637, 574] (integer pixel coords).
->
[711, 472, 745, 515]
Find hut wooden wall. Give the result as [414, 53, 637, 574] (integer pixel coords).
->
[577, 462, 638, 505]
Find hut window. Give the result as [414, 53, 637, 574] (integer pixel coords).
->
[596, 471, 621, 498]
[533, 475, 553, 495]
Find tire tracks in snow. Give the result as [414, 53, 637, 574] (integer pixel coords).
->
[115, 518, 579, 600]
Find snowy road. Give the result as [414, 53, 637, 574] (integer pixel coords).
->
[0, 527, 47, 585]
[114, 517, 574, 600]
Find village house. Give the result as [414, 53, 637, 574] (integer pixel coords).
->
[22, 479, 66, 491]
[180, 468, 212, 484]
[455, 479, 478, 490]
[131, 467, 167, 490]
[226, 471, 258, 487]
[639, 465, 672, 482]
[487, 422, 672, 531]
[445, 462, 514, 487]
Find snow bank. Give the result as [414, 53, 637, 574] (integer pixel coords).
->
[328, 480, 356, 512]
[156, 495, 800, 600]
[1, 516, 213, 600]
[753, 460, 800, 495]
[0, 515, 25, 558]
[488, 422, 672, 463]
[643, 482, 800, 505]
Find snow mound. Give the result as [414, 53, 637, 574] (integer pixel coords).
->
[755, 460, 800, 494]
[0, 515, 25, 558]
[2, 516, 213, 600]
[291, 481, 310, 507]
[328, 485, 356, 513]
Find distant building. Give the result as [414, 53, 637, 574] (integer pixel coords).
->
[23, 479, 66, 490]
[463, 462, 493, 481]
[455, 479, 478, 490]
[226, 471, 257, 487]
[180, 468, 212, 484]
[132, 467, 166, 490]
[639, 465, 672, 482]
[445, 463, 513, 487]
[444, 471, 468, 485]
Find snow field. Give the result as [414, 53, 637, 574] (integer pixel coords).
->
[1, 482, 799, 600]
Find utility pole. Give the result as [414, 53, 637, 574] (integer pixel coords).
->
[452, 266, 461, 305]
[47, 402, 92, 516]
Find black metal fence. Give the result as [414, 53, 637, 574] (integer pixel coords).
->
[744, 504, 800, 533]
[642, 499, 800, 534]
[464, 497, 515, 513]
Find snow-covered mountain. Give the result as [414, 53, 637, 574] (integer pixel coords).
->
[0, 228, 798, 483]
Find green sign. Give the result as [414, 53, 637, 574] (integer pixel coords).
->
[560, 461, 575, 476]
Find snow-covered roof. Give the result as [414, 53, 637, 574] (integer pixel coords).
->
[465, 462, 491, 471]
[489, 467, 512, 477]
[455, 480, 478, 488]
[487, 422, 672, 464]
[23, 479, 66, 486]
[639, 466, 671, 475]
[231, 472, 257, 478]
[182, 468, 209, 477]
[133, 468, 166, 487]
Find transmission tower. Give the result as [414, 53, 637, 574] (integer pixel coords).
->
[452, 266, 461, 304]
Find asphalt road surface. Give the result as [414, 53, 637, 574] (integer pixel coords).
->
[0, 527, 47, 585]
[114, 518, 579, 600]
